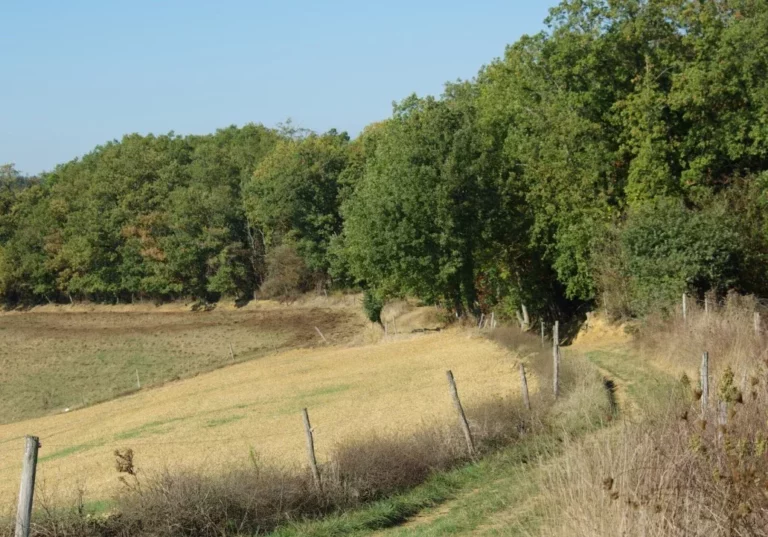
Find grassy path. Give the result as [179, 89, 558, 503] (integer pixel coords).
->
[279, 335, 679, 537]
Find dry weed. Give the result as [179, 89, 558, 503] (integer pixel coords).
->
[542, 295, 768, 536]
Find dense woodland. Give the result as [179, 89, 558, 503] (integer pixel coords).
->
[3, 0, 768, 320]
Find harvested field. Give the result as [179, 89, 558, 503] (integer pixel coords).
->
[0, 330, 526, 506]
[0, 298, 365, 423]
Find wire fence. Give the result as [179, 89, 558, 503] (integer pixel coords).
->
[0, 366, 524, 479]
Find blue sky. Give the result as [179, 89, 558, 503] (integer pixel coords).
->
[1, 1, 555, 175]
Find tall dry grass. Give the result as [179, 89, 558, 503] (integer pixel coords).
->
[636, 292, 766, 377]
[542, 294, 768, 536]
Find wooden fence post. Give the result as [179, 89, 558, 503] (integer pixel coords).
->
[301, 408, 322, 492]
[515, 310, 524, 329]
[700, 351, 709, 417]
[228, 342, 235, 362]
[540, 320, 545, 347]
[519, 363, 531, 411]
[15, 436, 39, 537]
[682, 293, 687, 322]
[446, 370, 476, 459]
[741, 370, 748, 395]
[314, 326, 328, 344]
[553, 320, 560, 398]
[704, 297, 709, 317]
[135, 369, 141, 390]
[521, 305, 530, 330]
[755, 312, 761, 337]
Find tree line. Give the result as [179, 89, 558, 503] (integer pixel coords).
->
[3, 0, 768, 320]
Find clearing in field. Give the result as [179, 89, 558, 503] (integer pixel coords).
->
[0, 325, 526, 507]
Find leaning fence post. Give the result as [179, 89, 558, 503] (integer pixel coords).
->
[700, 351, 709, 417]
[553, 320, 560, 398]
[446, 370, 476, 459]
[314, 326, 328, 344]
[15, 436, 39, 537]
[301, 408, 322, 492]
[519, 363, 531, 411]
[755, 312, 761, 337]
[521, 304, 530, 330]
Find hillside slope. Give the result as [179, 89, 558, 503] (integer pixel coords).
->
[0, 329, 525, 507]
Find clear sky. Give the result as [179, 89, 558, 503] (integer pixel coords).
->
[1, 1, 555, 175]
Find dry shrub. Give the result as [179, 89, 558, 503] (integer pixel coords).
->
[487, 324, 542, 354]
[542, 295, 768, 537]
[259, 244, 311, 302]
[114, 465, 325, 537]
[327, 427, 467, 504]
[328, 396, 534, 504]
[488, 325, 609, 423]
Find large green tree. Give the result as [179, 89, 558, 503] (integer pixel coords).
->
[244, 130, 351, 288]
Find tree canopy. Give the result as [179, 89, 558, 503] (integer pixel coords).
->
[3, 0, 768, 318]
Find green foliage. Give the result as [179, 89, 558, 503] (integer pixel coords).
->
[621, 199, 742, 314]
[718, 366, 740, 404]
[0, 125, 280, 304]
[244, 130, 351, 288]
[341, 90, 523, 315]
[4, 1, 768, 315]
[362, 290, 384, 325]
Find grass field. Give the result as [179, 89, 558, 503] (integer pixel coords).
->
[0, 298, 365, 424]
[0, 323, 526, 508]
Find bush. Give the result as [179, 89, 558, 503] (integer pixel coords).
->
[259, 244, 311, 301]
[362, 290, 384, 325]
[595, 198, 742, 317]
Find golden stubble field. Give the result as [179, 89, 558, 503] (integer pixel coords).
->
[0, 328, 525, 506]
[0, 297, 365, 424]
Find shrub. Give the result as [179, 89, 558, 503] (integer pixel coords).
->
[594, 198, 743, 317]
[259, 244, 310, 301]
[362, 290, 384, 325]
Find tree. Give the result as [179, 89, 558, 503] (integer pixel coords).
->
[244, 130, 350, 289]
[620, 198, 742, 314]
[341, 91, 504, 315]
